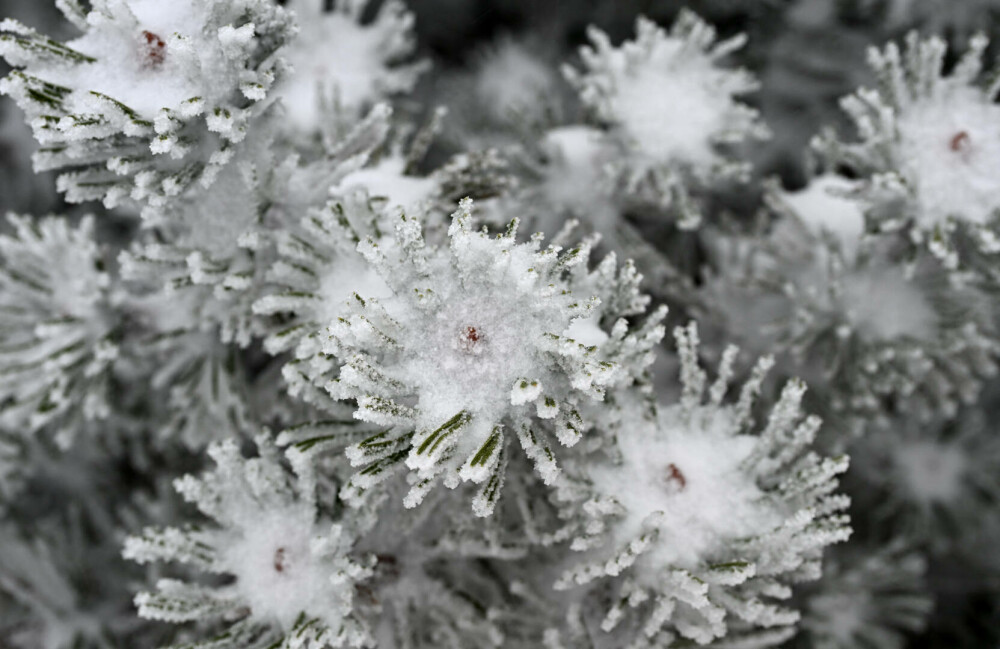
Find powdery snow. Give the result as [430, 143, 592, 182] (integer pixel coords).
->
[44, 0, 232, 117]
[592, 408, 783, 574]
[896, 86, 1000, 229]
[390, 241, 571, 441]
[317, 252, 391, 324]
[780, 174, 865, 260]
[222, 506, 351, 632]
[564, 313, 609, 346]
[277, 0, 424, 132]
[335, 155, 436, 212]
[612, 46, 728, 169]
[280, 11, 385, 128]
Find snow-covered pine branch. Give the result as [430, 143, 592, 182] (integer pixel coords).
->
[297, 197, 665, 515]
[0, 215, 117, 443]
[564, 10, 769, 227]
[814, 32, 1000, 268]
[0, 2, 996, 647]
[0, 0, 294, 219]
[697, 174, 999, 435]
[550, 322, 850, 647]
[124, 435, 374, 648]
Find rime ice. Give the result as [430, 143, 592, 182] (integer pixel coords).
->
[0, 0, 293, 218]
[896, 86, 1000, 230]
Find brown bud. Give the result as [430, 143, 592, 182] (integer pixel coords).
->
[458, 325, 484, 353]
[950, 131, 971, 153]
[666, 463, 686, 490]
[141, 30, 166, 67]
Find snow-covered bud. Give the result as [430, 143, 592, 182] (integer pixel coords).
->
[123, 436, 374, 648]
[276, 0, 427, 137]
[814, 32, 1000, 267]
[552, 322, 850, 646]
[0, 0, 294, 219]
[311, 198, 664, 515]
[564, 10, 768, 222]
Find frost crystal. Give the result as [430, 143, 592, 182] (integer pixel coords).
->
[1, 3, 997, 647]
[0, 215, 116, 442]
[123, 436, 373, 648]
[0, 0, 293, 218]
[564, 10, 768, 221]
[815, 32, 1000, 266]
[317, 198, 664, 514]
[553, 323, 850, 646]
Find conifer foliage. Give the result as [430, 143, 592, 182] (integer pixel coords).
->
[0, 0, 997, 647]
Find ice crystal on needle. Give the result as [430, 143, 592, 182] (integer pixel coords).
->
[5, 2, 1000, 647]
